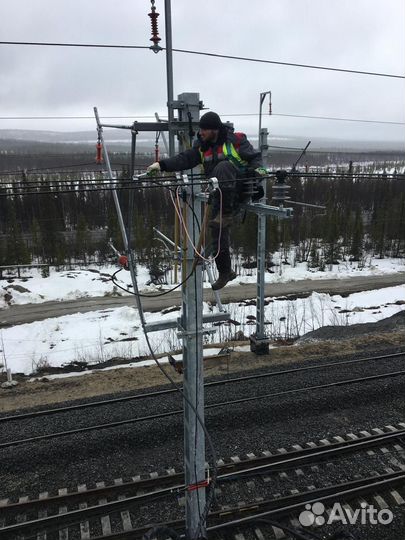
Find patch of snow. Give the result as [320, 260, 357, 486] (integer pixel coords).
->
[2, 285, 404, 377]
[1, 257, 404, 309]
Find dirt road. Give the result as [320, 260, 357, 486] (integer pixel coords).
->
[1, 272, 404, 327]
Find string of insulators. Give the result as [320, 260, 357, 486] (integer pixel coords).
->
[155, 143, 159, 162]
[149, 0, 162, 53]
[95, 137, 103, 164]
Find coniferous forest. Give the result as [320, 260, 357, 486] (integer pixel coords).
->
[0, 164, 405, 272]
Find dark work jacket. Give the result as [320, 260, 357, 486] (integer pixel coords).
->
[158, 127, 262, 177]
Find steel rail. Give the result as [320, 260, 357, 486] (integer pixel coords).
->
[2, 469, 404, 539]
[207, 470, 405, 534]
[1, 351, 403, 423]
[2, 425, 404, 514]
[1, 368, 405, 449]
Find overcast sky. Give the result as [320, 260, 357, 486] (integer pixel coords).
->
[0, 0, 404, 145]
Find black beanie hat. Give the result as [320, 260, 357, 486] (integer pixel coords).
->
[199, 111, 222, 130]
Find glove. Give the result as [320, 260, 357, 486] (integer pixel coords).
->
[146, 162, 161, 176]
[255, 167, 268, 177]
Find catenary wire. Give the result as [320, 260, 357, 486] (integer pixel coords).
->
[1, 112, 403, 125]
[0, 41, 404, 79]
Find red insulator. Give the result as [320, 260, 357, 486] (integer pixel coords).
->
[96, 142, 103, 163]
[118, 255, 129, 269]
[148, 10, 161, 46]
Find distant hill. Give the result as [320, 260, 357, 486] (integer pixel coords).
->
[0, 128, 403, 152]
[0, 129, 403, 172]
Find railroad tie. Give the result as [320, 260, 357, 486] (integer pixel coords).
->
[253, 527, 265, 540]
[0, 499, 8, 531]
[118, 495, 132, 531]
[78, 485, 90, 540]
[371, 428, 385, 435]
[390, 490, 405, 505]
[58, 488, 68, 540]
[96, 482, 112, 536]
[272, 524, 286, 539]
[37, 492, 48, 540]
[16, 496, 28, 537]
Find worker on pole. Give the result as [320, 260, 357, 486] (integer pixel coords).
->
[147, 111, 266, 290]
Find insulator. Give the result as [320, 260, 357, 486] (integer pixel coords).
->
[242, 179, 259, 195]
[95, 142, 103, 164]
[272, 170, 290, 203]
[272, 183, 290, 203]
[155, 144, 160, 162]
[118, 255, 129, 269]
[148, 2, 161, 52]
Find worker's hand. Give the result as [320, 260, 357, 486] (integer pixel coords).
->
[255, 167, 268, 177]
[146, 162, 161, 176]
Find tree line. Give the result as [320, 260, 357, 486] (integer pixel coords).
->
[0, 166, 404, 271]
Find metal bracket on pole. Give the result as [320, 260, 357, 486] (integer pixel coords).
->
[94, 107, 146, 327]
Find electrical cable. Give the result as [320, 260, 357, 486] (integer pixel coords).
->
[2, 172, 404, 197]
[172, 185, 222, 261]
[0, 162, 103, 174]
[3, 171, 402, 192]
[110, 268, 193, 298]
[124, 240, 218, 540]
[0, 41, 404, 79]
[1, 111, 403, 125]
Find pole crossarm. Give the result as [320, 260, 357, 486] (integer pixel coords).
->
[241, 201, 293, 219]
[144, 312, 230, 333]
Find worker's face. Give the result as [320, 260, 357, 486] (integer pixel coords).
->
[199, 128, 219, 143]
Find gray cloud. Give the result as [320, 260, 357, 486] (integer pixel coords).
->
[0, 0, 403, 144]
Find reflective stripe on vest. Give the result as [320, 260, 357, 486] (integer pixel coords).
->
[199, 142, 248, 168]
[223, 142, 248, 168]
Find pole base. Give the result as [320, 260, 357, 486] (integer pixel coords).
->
[249, 334, 270, 355]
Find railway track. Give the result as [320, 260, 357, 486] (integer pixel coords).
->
[1, 350, 405, 450]
[2, 350, 404, 423]
[2, 422, 405, 539]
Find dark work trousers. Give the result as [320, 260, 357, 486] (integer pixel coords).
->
[209, 160, 241, 274]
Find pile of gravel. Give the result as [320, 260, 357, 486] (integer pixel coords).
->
[298, 310, 405, 342]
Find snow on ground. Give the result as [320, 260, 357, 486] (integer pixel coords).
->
[1, 285, 404, 376]
[236, 254, 405, 285]
[0, 265, 151, 308]
[1, 256, 404, 309]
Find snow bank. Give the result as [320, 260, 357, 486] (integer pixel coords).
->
[1, 285, 404, 376]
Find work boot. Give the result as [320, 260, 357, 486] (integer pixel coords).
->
[212, 270, 237, 290]
[208, 213, 233, 228]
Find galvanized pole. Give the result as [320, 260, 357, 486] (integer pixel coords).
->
[252, 91, 271, 354]
[176, 93, 206, 539]
[164, 0, 175, 157]
[181, 177, 206, 539]
[255, 126, 269, 348]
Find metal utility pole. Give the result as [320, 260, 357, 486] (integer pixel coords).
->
[181, 177, 206, 539]
[251, 91, 272, 354]
[164, 0, 175, 156]
[174, 93, 207, 539]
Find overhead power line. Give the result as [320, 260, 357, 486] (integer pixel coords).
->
[0, 112, 403, 126]
[0, 41, 404, 79]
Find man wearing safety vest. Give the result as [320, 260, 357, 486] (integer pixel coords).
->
[147, 111, 266, 290]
